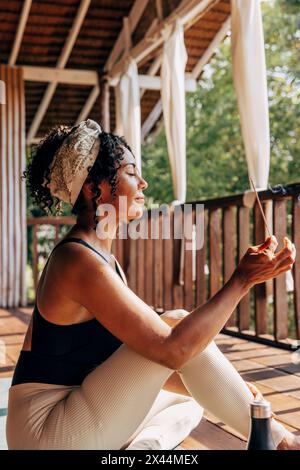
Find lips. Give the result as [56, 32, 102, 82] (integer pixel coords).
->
[134, 197, 145, 204]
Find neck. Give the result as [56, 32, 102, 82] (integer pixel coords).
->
[74, 211, 118, 256]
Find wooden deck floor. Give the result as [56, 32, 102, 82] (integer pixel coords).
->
[1, 307, 300, 450]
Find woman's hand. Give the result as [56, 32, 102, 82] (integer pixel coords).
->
[233, 235, 296, 294]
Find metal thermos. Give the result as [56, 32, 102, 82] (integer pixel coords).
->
[246, 399, 276, 450]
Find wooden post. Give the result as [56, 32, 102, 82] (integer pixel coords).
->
[99, 78, 110, 132]
[0, 64, 27, 307]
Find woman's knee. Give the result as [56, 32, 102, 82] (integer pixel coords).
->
[185, 398, 204, 428]
[163, 391, 203, 429]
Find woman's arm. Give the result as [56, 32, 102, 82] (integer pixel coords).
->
[61, 236, 295, 371]
[165, 236, 296, 370]
[164, 274, 248, 369]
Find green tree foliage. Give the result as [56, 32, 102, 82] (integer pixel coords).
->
[141, 0, 300, 205]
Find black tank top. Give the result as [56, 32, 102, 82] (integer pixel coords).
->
[11, 238, 125, 386]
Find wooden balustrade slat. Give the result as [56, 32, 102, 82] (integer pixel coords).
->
[136, 235, 145, 301]
[196, 208, 207, 307]
[273, 200, 288, 340]
[173, 208, 184, 309]
[293, 196, 300, 339]
[183, 206, 194, 311]
[223, 206, 236, 327]
[254, 202, 268, 335]
[54, 225, 60, 244]
[237, 206, 250, 331]
[154, 214, 163, 310]
[128, 236, 137, 294]
[115, 231, 125, 275]
[209, 208, 222, 298]
[145, 216, 154, 307]
[163, 208, 173, 311]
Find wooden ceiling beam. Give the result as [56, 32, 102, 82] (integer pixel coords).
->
[8, 0, 32, 66]
[75, 85, 100, 125]
[27, 0, 91, 144]
[108, 0, 219, 80]
[104, 0, 150, 72]
[191, 16, 231, 79]
[141, 99, 162, 141]
[138, 74, 196, 92]
[77, 0, 164, 132]
[22, 65, 196, 92]
[23, 66, 98, 86]
[141, 2, 229, 140]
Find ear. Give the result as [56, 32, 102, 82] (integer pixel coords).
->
[82, 180, 95, 199]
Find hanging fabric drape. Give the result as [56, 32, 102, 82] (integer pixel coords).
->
[161, 21, 188, 285]
[231, 0, 270, 189]
[115, 58, 142, 175]
[0, 64, 27, 307]
[161, 21, 188, 204]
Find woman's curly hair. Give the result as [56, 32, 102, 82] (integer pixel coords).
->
[23, 123, 132, 228]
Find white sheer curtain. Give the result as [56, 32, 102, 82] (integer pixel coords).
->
[231, 0, 270, 190]
[231, 1, 293, 291]
[161, 21, 188, 205]
[115, 58, 142, 175]
[161, 21, 188, 285]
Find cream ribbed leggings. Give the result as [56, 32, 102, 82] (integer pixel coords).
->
[6, 310, 285, 450]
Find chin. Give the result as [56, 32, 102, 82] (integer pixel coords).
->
[128, 211, 143, 222]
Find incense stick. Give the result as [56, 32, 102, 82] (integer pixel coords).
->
[249, 177, 272, 238]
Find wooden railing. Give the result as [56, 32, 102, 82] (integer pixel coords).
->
[27, 182, 300, 349]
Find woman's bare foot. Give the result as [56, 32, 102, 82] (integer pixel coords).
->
[277, 430, 300, 450]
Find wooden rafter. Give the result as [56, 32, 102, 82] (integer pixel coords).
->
[192, 16, 231, 79]
[22, 65, 196, 92]
[141, 99, 162, 141]
[75, 85, 100, 125]
[104, 0, 150, 72]
[109, 0, 219, 80]
[22, 66, 98, 86]
[140, 54, 162, 99]
[141, 6, 230, 140]
[8, 0, 32, 66]
[155, 0, 163, 21]
[26, 0, 91, 144]
[138, 74, 196, 92]
[76, 0, 146, 130]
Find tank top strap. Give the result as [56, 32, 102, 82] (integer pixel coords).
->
[52, 237, 111, 264]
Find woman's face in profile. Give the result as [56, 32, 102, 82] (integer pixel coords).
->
[99, 147, 148, 223]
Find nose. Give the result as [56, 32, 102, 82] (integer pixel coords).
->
[139, 174, 148, 190]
